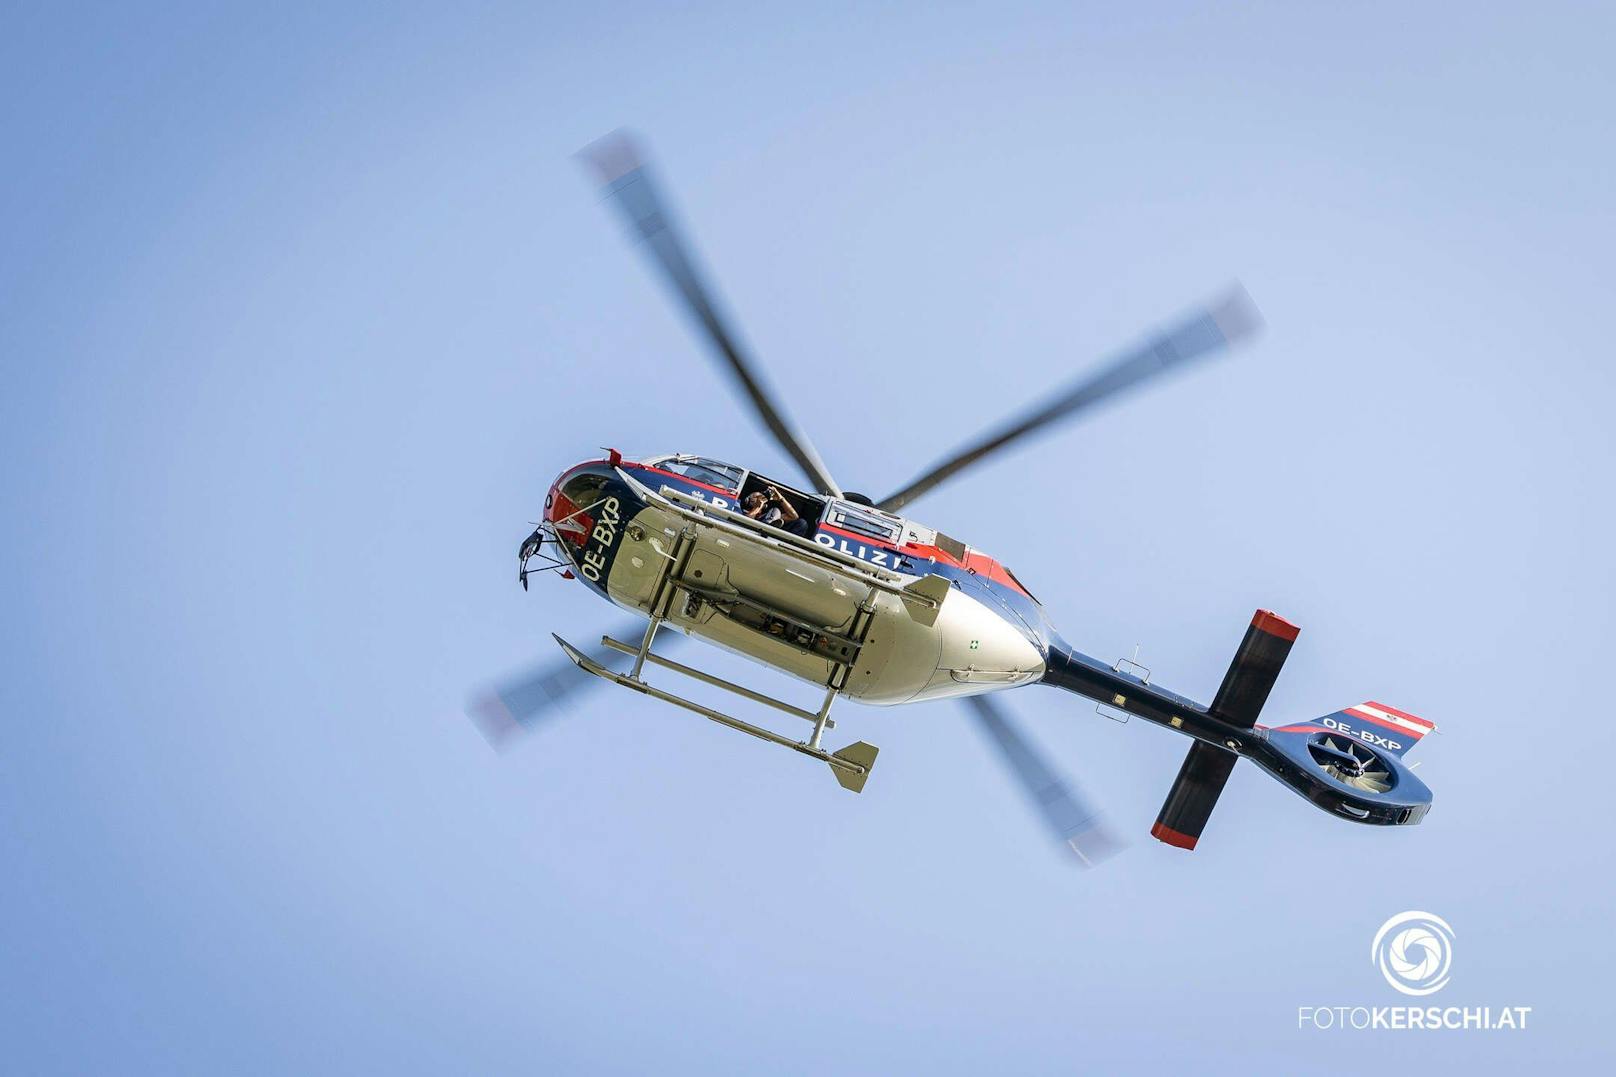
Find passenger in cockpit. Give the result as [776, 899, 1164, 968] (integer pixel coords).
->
[743, 486, 811, 538]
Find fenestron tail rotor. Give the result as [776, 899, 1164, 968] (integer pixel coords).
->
[577, 131, 843, 498]
[1308, 735, 1396, 794]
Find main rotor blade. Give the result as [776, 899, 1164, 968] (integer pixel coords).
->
[578, 131, 843, 497]
[468, 620, 675, 750]
[878, 285, 1263, 513]
[963, 695, 1121, 867]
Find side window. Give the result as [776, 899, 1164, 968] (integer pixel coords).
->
[826, 502, 902, 544]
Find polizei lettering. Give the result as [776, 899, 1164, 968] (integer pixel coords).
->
[579, 497, 622, 582]
[815, 532, 903, 569]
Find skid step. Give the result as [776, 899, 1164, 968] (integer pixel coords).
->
[552, 633, 879, 793]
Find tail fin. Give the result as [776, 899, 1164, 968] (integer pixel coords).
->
[1274, 701, 1435, 757]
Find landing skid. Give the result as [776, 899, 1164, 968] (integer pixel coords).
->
[552, 630, 880, 793]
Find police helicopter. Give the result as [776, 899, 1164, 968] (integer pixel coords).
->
[472, 132, 1437, 861]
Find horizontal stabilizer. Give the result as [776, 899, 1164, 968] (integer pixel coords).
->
[1153, 609, 1298, 850]
[1210, 609, 1298, 728]
[1152, 741, 1238, 850]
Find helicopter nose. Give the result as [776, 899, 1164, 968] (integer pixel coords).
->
[545, 460, 607, 545]
[544, 477, 581, 541]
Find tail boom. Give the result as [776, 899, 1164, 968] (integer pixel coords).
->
[1041, 610, 1436, 850]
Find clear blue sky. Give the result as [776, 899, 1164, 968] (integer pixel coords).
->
[4, 3, 1612, 1073]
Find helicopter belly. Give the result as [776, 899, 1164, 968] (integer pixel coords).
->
[598, 506, 1043, 705]
[847, 586, 1045, 705]
[602, 506, 860, 685]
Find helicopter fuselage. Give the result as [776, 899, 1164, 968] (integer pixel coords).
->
[542, 453, 1050, 705]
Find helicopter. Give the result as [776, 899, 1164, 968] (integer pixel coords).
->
[472, 132, 1436, 861]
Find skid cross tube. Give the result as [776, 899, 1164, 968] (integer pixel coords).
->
[599, 634, 835, 730]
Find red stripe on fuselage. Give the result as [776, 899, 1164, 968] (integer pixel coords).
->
[964, 549, 1030, 597]
[899, 542, 954, 564]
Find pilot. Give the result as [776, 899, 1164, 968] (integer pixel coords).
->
[743, 486, 811, 537]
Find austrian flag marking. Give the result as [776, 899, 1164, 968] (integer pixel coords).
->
[1346, 702, 1435, 740]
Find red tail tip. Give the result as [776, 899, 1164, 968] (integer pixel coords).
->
[1251, 609, 1300, 642]
[1151, 821, 1200, 850]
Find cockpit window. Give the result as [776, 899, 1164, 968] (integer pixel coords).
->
[659, 456, 745, 491]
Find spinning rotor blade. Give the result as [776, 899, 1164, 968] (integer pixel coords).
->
[578, 131, 843, 497]
[878, 285, 1263, 513]
[963, 695, 1121, 866]
[468, 621, 674, 749]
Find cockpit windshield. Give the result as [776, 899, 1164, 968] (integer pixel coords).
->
[654, 455, 746, 491]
